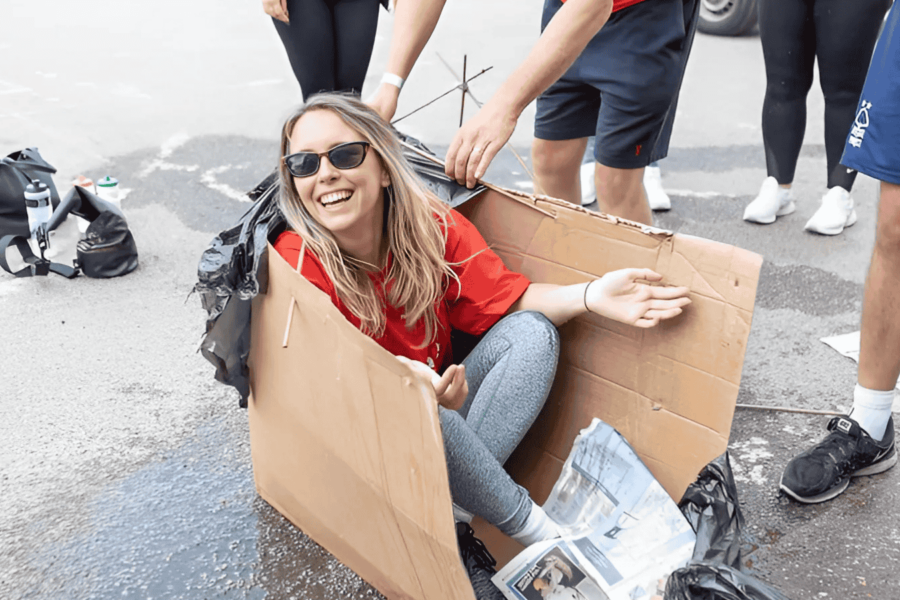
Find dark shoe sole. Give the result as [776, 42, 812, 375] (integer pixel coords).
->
[779, 447, 898, 504]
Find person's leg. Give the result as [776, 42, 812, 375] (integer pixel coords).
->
[839, 0, 900, 344]
[458, 311, 559, 464]
[780, 182, 900, 503]
[589, 0, 697, 225]
[642, 0, 700, 214]
[815, 0, 892, 192]
[532, 138, 589, 203]
[331, 0, 381, 94]
[533, 0, 603, 206]
[803, 0, 892, 234]
[744, 0, 814, 223]
[839, 182, 900, 449]
[439, 409, 533, 532]
[857, 181, 900, 405]
[440, 311, 560, 539]
[758, 0, 814, 187]
[594, 164, 651, 224]
[272, 0, 336, 100]
[781, 6, 900, 503]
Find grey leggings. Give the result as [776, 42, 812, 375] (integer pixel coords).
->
[439, 311, 560, 536]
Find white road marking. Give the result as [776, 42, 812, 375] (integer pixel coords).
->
[159, 133, 190, 159]
[730, 437, 774, 486]
[138, 159, 199, 178]
[201, 165, 251, 202]
[0, 79, 31, 95]
[138, 134, 196, 177]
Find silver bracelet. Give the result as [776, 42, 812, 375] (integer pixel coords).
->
[381, 73, 405, 90]
[583, 280, 595, 314]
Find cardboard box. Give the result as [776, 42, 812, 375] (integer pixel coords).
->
[247, 186, 762, 600]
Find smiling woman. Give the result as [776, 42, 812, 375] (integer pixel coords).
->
[271, 93, 692, 589]
[285, 112, 390, 263]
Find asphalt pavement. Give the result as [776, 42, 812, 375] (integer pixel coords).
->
[2, 2, 898, 599]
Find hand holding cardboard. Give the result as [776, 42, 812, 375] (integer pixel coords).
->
[397, 357, 469, 411]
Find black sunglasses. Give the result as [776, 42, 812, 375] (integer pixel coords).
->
[283, 141, 371, 178]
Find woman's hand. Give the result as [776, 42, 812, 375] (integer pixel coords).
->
[585, 269, 691, 328]
[262, 0, 289, 23]
[397, 357, 469, 411]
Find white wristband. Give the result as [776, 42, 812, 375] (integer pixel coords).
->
[381, 73, 405, 90]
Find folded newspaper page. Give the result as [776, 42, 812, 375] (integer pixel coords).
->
[493, 419, 696, 600]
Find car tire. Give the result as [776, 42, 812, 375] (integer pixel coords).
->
[698, 0, 759, 37]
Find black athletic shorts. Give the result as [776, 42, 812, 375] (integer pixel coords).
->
[534, 0, 699, 169]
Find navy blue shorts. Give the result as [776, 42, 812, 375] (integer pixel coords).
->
[534, 0, 699, 169]
[841, 2, 900, 185]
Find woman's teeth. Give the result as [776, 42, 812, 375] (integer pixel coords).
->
[320, 191, 352, 206]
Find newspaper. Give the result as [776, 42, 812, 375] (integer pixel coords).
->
[820, 331, 900, 412]
[493, 419, 696, 600]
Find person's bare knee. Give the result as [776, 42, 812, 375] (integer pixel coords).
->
[594, 164, 652, 225]
[532, 138, 587, 203]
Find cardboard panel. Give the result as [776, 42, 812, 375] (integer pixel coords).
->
[248, 184, 762, 590]
[458, 189, 760, 504]
[248, 247, 475, 600]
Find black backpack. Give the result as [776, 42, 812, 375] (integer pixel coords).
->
[0, 148, 61, 238]
[0, 178, 138, 279]
[76, 211, 139, 278]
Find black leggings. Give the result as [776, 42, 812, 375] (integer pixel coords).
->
[272, 0, 381, 101]
[759, 0, 891, 190]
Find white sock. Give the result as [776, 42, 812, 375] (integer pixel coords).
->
[453, 503, 474, 524]
[510, 502, 560, 546]
[849, 383, 894, 442]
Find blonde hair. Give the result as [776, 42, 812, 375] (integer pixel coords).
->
[277, 93, 458, 345]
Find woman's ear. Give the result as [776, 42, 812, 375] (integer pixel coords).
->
[381, 169, 391, 188]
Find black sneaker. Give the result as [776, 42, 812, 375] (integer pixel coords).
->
[780, 415, 897, 503]
[456, 522, 505, 600]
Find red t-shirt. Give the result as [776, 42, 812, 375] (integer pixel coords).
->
[273, 210, 531, 371]
[561, 0, 647, 12]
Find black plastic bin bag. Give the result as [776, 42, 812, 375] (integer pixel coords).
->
[665, 453, 791, 600]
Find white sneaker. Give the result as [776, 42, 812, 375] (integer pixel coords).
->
[643, 164, 671, 211]
[579, 162, 595, 206]
[743, 177, 796, 224]
[804, 187, 857, 235]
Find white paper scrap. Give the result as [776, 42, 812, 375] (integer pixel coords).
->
[820, 331, 900, 413]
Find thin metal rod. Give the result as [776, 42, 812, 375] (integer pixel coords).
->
[436, 52, 536, 182]
[735, 403, 843, 416]
[390, 67, 493, 125]
[459, 55, 467, 128]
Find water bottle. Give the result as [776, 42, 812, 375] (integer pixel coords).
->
[96, 175, 120, 209]
[24, 180, 52, 243]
